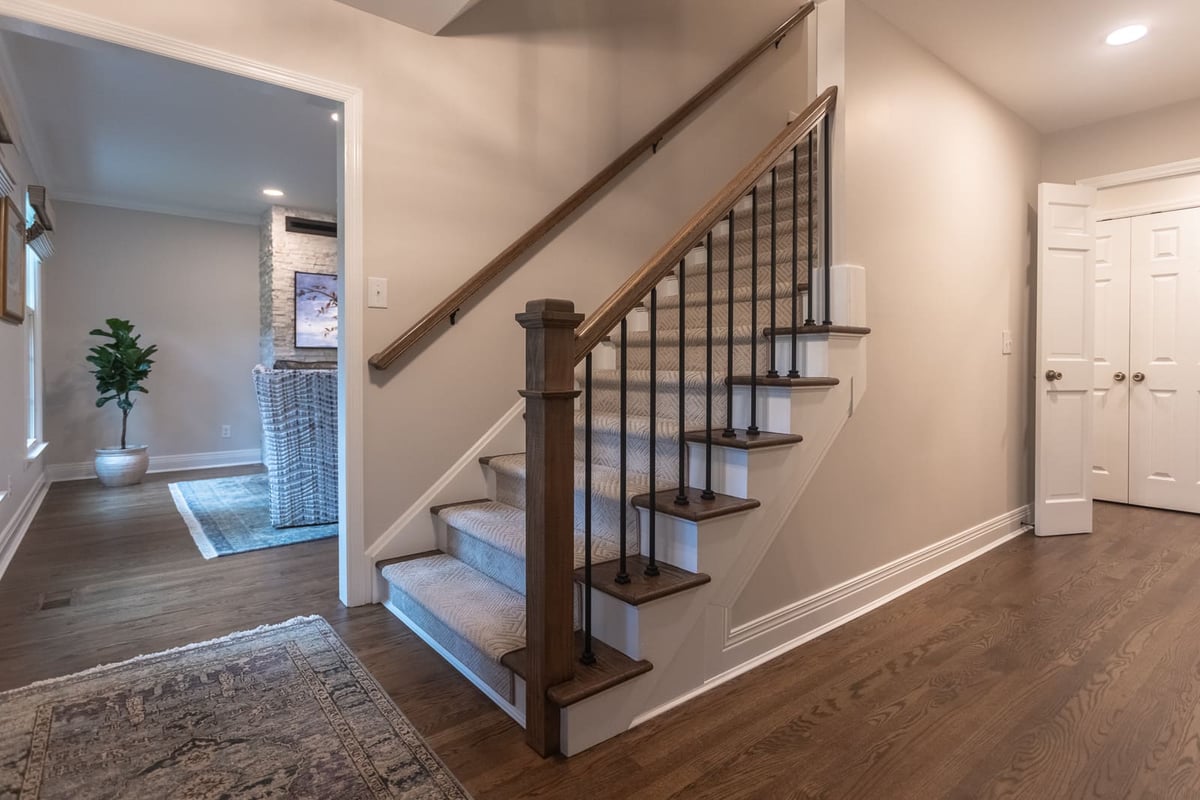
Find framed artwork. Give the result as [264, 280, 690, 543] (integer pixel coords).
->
[1, 197, 24, 324]
[295, 271, 338, 348]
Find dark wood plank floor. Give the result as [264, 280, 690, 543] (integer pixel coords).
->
[3, 472, 1198, 799]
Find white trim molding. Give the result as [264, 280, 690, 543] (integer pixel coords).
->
[0, 0, 370, 607]
[0, 472, 48, 580]
[46, 448, 263, 483]
[1079, 157, 1200, 190]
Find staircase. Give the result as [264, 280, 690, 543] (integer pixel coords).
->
[376, 86, 871, 757]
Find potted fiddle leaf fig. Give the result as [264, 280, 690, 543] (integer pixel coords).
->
[87, 318, 157, 487]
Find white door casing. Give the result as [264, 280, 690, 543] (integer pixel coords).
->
[1036, 183, 1097, 536]
[1129, 207, 1200, 514]
[1092, 218, 1130, 503]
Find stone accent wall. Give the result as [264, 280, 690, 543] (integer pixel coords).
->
[259, 206, 338, 365]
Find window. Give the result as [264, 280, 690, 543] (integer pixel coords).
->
[25, 196, 43, 456]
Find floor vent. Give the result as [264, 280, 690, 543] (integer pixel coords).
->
[39, 592, 72, 611]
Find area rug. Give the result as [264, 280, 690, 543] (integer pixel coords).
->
[168, 473, 337, 558]
[0, 616, 471, 799]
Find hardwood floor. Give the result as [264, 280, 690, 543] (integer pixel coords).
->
[3, 475, 1200, 798]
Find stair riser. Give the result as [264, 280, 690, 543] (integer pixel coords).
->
[668, 296, 809, 333]
[590, 381, 725, 426]
[493, 469, 644, 546]
[579, 426, 684, 485]
[621, 339, 772, 375]
[688, 231, 816, 270]
[659, 283, 805, 312]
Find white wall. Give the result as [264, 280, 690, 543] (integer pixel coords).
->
[43, 202, 261, 467]
[1042, 95, 1200, 184]
[8, 0, 814, 555]
[734, 0, 1040, 623]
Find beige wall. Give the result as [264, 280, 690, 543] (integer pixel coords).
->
[1042, 95, 1200, 184]
[18, 0, 812, 548]
[43, 202, 262, 465]
[734, 0, 1040, 623]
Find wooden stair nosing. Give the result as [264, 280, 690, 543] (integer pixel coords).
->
[631, 487, 761, 522]
[726, 375, 839, 388]
[429, 498, 492, 517]
[375, 550, 442, 571]
[501, 631, 652, 707]
[575, 554, 711, 606]
[682, 429, 804, 449]
[479, 452, 524, 467]
[762, 324, 871, 337]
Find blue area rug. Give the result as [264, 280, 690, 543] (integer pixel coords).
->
[169, 473, 337, 558]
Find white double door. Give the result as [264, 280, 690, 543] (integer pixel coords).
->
[1093, 207, 1200, 514]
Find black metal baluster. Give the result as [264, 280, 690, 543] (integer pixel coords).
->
[703, 232, 716, 501]
[768, 167, 779, 378]
[616, 318, 630, 585]
[789, 145, 800, 378]
[646, 288, 659, 577]
[582, 355, 595, 665]
[822, 114, 833, 326]
[806, 129, 816, 327]
[723, 208, 736, 438]
[748, 186, 760, 436]
[675, 258, 689, 506]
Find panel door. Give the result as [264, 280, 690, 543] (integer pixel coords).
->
[1092, 218, 1130, 503]
[1035, 183, 1097, 536]
[1129, 207, 1200, 513]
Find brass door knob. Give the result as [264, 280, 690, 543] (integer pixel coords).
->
[1132, 372, 1146, 383]
[1114, 372, 1126, 382]
[1045, 369, 1063, 382]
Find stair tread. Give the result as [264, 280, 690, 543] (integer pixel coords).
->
[488, 453, 652, 498]
[682, 429, 804, 449]
[657, 280, 808, 309]
[438, 499, 621, 568]
[764, 324, 872, 337]
[381, 554, 527, 662]
[576, 554, 711, 606]
[726, 375, 839, 387]
[501, 631, 652, 707]
[631, 487, 761, 522]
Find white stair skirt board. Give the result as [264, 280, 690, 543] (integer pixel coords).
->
[45, 449, 263, 483]
[0, 474, 49, 581]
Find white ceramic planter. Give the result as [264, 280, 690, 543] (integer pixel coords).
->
[94, 446, 150, 487]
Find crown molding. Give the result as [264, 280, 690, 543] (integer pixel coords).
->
[1079, 157, 1200, 190]
[54, 191, 262, 227]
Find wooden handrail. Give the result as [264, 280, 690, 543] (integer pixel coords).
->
[573, 86, 837, 360]
[368, 4, 816, 371]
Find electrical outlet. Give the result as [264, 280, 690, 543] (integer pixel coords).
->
[221, 425, 232, 439]
[1001, 330, 1013, 355]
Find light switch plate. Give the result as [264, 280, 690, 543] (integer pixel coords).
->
[368, 277, 388, 309]
[1001, 330, 1013, 355]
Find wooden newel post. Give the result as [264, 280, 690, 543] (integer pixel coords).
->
[516, 298, 583, 757]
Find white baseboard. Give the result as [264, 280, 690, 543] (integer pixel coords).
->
[46, 448, 263, 483]
[0, 473, 49, 581]
[631, 505, 1032, 728]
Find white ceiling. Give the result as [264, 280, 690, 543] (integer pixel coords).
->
[0, 23, 339, 225]
[334, 0, 485, 35]
[860, 0, 1200, 133]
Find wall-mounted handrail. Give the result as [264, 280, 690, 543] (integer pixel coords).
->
[368, 3, 815, 371]
[573, 86, 837, 361]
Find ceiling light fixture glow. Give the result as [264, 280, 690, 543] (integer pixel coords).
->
[331, 111, 340, 122]
[1106, 24, 1148, 46]
[262, 188, 285, 197]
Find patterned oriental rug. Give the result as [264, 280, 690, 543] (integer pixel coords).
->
[169, 473, 337, 558]
[0, 617, 471, 799]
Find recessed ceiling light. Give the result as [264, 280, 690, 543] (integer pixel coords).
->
[1106, 24, 1148, 46]
[330, 111, 340, 122]
[262, 188, 285, 197]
